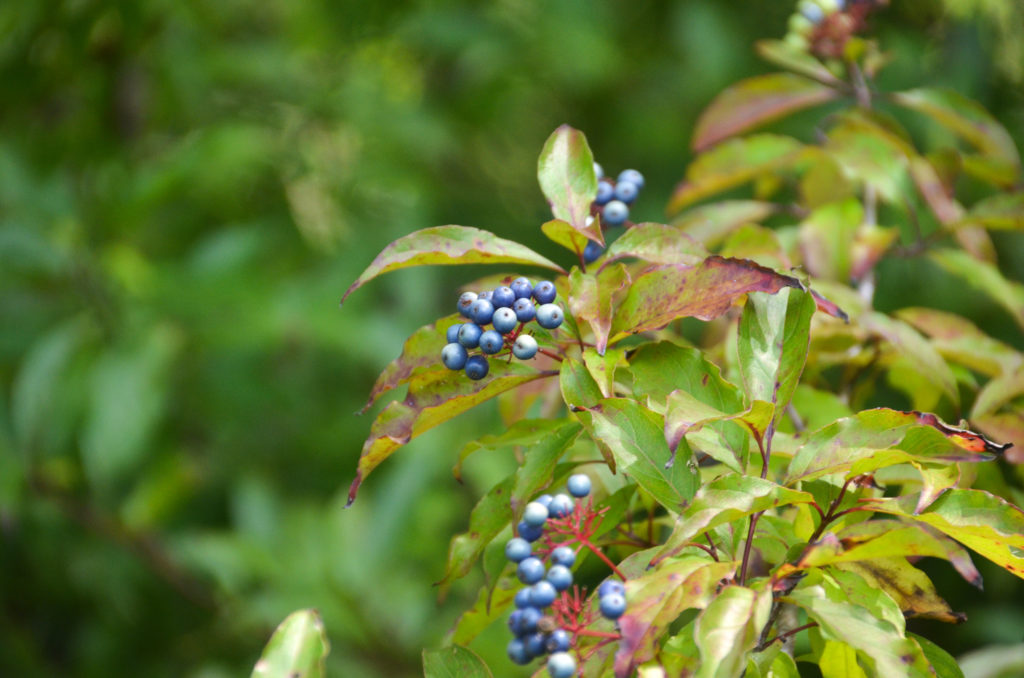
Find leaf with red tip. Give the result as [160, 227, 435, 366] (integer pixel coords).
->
[340, 226, 565, 304]
[609, 256, 802, 343]
[693, 73, 840, 152]
[538, 125, 603, 244]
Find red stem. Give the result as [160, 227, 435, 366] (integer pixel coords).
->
[580, 538, 626, 580]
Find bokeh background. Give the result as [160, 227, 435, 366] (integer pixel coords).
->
[2, 1, 1023, 676]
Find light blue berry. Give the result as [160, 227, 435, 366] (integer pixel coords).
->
[550, 545, 576, 568]
[513, 334, 539, 360]
[441, 342, 468, 370]
[567, 474, 591, 498]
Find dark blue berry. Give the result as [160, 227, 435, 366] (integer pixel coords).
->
[595, 181, 614, 205]
[583, 240, 604, 264]
[513, 335, 538, 360]
[458, 323, 483, 349]
[464, 355, 489, 380]
[567, 474, 591, 498]
[446, 323, 462, 344]
[507, 638, 531, 665]
[517, 557, 546, 584]
[530, 580, 557, 608]
[550, 545, 576, 568]
[533, 281, 557, 304]
[505, 537, 532, 562]
[613, 180, 639, 204]
[546, 629, 571, 653]
[508, 610, 524, 635]
[511, 277, 533, 299]
[536, 304, 564, 330]
[536, 494, 554, 509]
[600, 592, 627, 619]
[492, 307, 518, 334]
[523, 501, 549, 527]
[469, 298, 495, 325]
[602, 200, 629, 226]
[518, 520, 544, 542]
[513, 297, 536, 322]
[458, 292, 478, 317]
[617, 169, 645, 189]
[441, 343, 468, 370]
[598, 580, 625, 598]
[519, 605, 543, 632]
[549, 493, 574, 517]
[546, 564, 573, 591]
[515, 588, 533, 609]
[492, 286, 516, 308]
[479, 329, 504, 355]
[525, 632, 547, 658]
[547, 652, 576, 678]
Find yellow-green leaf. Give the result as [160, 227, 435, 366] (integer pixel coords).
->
[251, 610, 329, 678]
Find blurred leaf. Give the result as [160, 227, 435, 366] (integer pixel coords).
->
[250, 609, 328, 678]
[693, 584, 772, 678]
[541, 218, 592, 255]
[614, 557, 737, 677]
[896, 307, 1021, 377]
[719, 224, 790, 271]
[569, 264, 631, 355]
[798, 199, 861, 282]
[453, 418, 569, 480]
[601, 222, 707, 268]
[972, 368, 1024, 419]
[909, 155, 964, 225]
[755, 40, 844, 86]
[824, 112, 912, 205]
[447, 579, 519, 647]
[610, 256, 802, 343]
[891, 88, 1021, 171]
[364, 315, 460, 412]
[863, 312, 959, 407]
[910, 634, 964, 678]
[340, 226, 565, 304]
[958, 193, 1024, 231]
[669, 135, 806, 213]
[422, 645, 492, 678]
[972, 412, 1024, 465]
[347, 362, 550, 505]
[537, 125, 602, 243]
[673, 201, 779, 248]
[577, 398, 699, 511]
[693, 73, 840, 151]
[959, 644, 1024, 678]
[930, 248, 1024, 331]
[802, 154, 856, 209]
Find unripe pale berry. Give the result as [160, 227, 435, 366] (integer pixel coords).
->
[567, 473, 592, 498]
[513, 334, 539, 360]
[548, 493, 574, 518]
[523, 501, 550, 527]
[536, 303, 564, 330]
[547, 651, 577, 678]
[617, 169, 645, 189]
[505, 537, 532, 562]
[602, 200, 629, 226]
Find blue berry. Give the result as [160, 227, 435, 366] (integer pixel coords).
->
[550, 545, 576, 568]
[546, 564, 573, 591]
[525, 632, 548, 658]
[530, 580, 557, 608]
[799, 0, 824, 23]
[513, 334, 539, 360]
[536, 304, 564, 330]
[593, 162, 604, 180]
[617, 169, 645, 189]
[602, 200, 629, 226]
[464, 355, 489, 380]
[511, 277, 533, 299]
[583, 240, 604, 264]
[515, 588, 533, 609]
[508, 638, 531, 665]
[513, 297, 536, 322]
[613, 180, 639, 204]
[505, 537, 532, 562]
[523, 501, 549, 527]
[600, 592, 627, 619]
[479, 330, 504, 355]
[518, 557, 546, 584]
[546, 629, 571, 653]
[567, 474, 591, 498]
[518, 520, 544, 542]
[446, 323, 462, 344]
[458, 323, 483, 349]
[533, 281, 557, 304]
[457, 292, 478, 317]
[519, 605, 542, 633]
[478, 290, 493, 301]
[508, 610, 524, 635]
[441, 343, 468, 370]
[492, 286, 517, 308]
[469, 298, 495, 325]
[595, 181, 614, 205]
[548, 651, 577, 678]
[536, 494, 554, 509]
[549, 493, 574, 517]
[492, 307, 519, 334]
[598, 580, 625, 598]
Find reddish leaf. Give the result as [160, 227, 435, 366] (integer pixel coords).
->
[693, 73, 840, 151]
[538, 125, 603, 244]
[346, 363, 551, 506]
[913, 410, 1011, 455]
[609, 256, 802, 343]
[568, 264, 631, 355]
[910, 156, 964, 225]
[341, 226, 565, 304]
[811, 290, 849, 321]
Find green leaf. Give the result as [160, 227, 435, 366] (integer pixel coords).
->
[438, 420, 581, 589]
[610, 256, 802, 343]
[823, 113, 913, 205]
[755, 40, 844, 87]
[693, 73, 841, 151]
[833, 558, 964, 623]
[738, 287, 816, 432]
[364, 315, 459, 412]
[866, 489, 1024, 581]
[340, 226, 565, 304]
[819, 641, 868, 678]
[958, 193, 1024, 230]
[891, 88, 1021, 171]
[972, 368, 1024, 419]
[537, 125, 602, 243]
[614, 557, 738, 676]
[930, 248, 1024, 332]
[560, 356, 604, 410]
[663, 389, 773, 469]
[958, 644, 1024, 678]
[569, 264, 631, 354]
[654, 476, 814, 564]
[250, 609, 329, 678]
[582, 347, 626, 398]
[863, 311, 960, 407]
[347, 362, 550, 505]
[601, 222, 707, 268]
[694, 584, 773, 678]
[896, 307, 1021, 378]
[798, 199, 862, 282]
[577, 398, 699, 510]
[673, 200, 779, 248]
[453, 418, 571, 481]
[909, 633, 964, 678]
[447, 580, 519, 647]
[422, 645, 492, 678]
[541, 218, 593, 255]
[668, 135, 806, 213]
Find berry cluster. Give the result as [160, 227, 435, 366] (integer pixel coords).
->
[784, 0, 883, 57]
[585, 164, 645, 264]
[441, 278, 564, 380]
[503, 474, 627, 677]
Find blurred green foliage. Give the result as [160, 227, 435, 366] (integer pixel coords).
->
[1, 1, 1022, 676]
